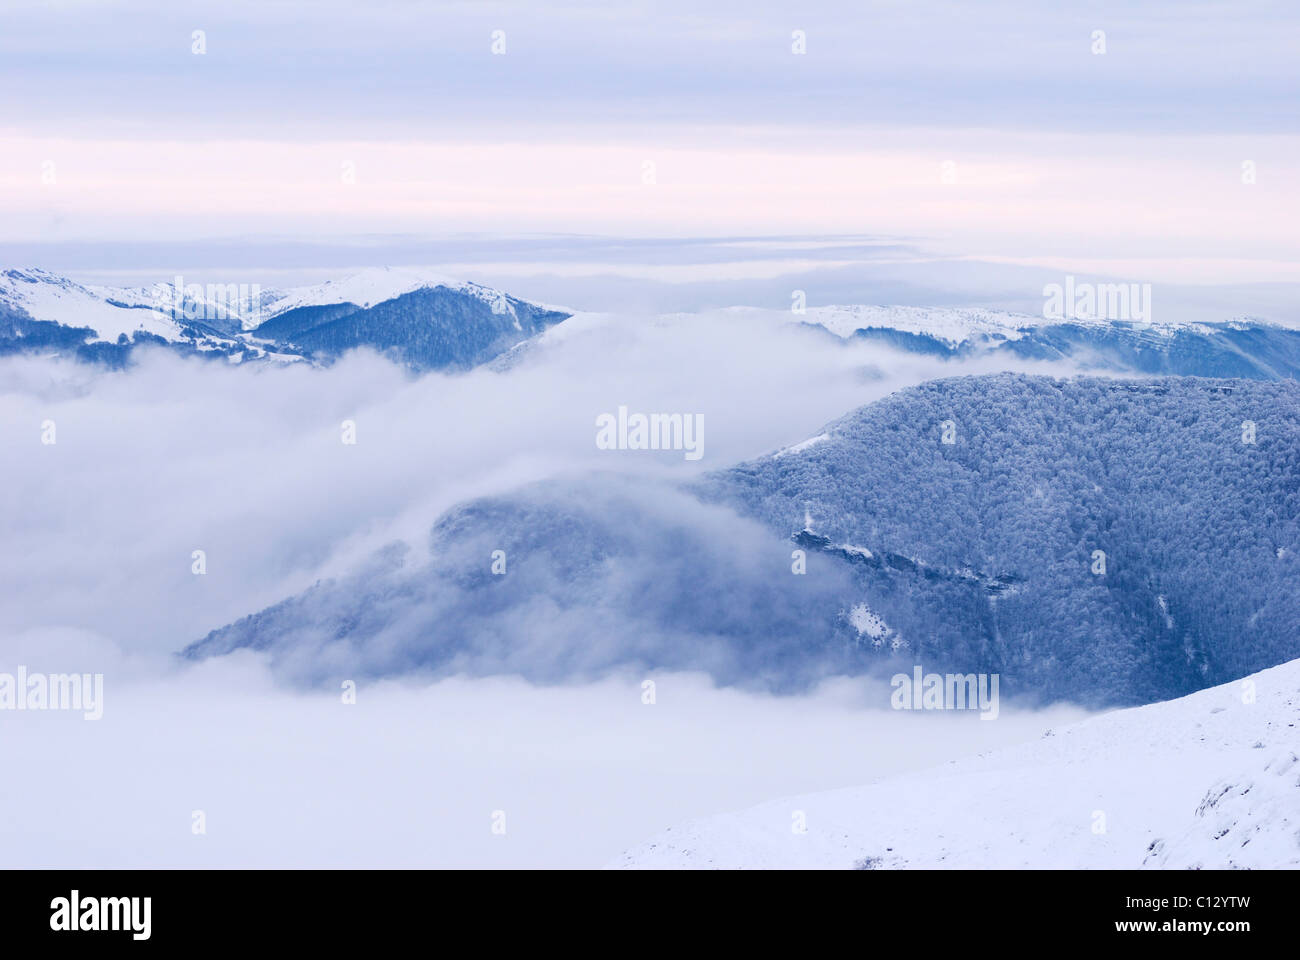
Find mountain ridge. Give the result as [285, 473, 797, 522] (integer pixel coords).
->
[183, 372, 1300, 709]
[0, 266, 572, 371]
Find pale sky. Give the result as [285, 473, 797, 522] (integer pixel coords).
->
[1, 0, 1296, 279]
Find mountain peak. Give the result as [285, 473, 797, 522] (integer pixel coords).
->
[0, 265, 570, 370]
[257, 266, 502, 326]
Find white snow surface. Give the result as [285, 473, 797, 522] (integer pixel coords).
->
[614, 658, 1300, 868]
[848, 602, 888, 643]
[771, 432, 829, 458]
[252, 266, 516, 329]
[1, 268, 187, 343]
[797, 304, 1229, 345]
[0, 266, 528, 338]
[4, 267, 1269, 347]
[803, 305, 1043, 345]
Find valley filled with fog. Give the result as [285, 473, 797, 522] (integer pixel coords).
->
[4, 269, 1297, 867]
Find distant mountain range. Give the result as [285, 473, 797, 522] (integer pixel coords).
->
[885, 319, 1300, 379]
[790, 304, 1300, 380]
[6, 267, 1300, 380]
[0, 266, 572, 371]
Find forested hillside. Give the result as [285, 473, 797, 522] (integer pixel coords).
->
[188, 374, 1300, 707]
[708, 374, 1300, 703]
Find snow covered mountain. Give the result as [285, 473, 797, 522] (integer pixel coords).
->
[0, 267, 190, 342]
[6, 265, 1300, 378]
[707, 374, 1300, 705]
[0, 267, 288, 367]
[0, 266, 571, 370]
[802, 304, 1047, 344]
[184, 374, 1300, 709]
[249, 266, 515, 327]
[248, 267, 572, 371]
[782, 303, 1300, 379]
[614, 656, 1300, 869]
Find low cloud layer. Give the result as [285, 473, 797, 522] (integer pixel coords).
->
[1, 307, 1073, 658]
[0, 306, 1088, 866]
[0, 642, 1087, 868]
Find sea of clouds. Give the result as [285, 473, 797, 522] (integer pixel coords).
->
[0, 306, 1085, 866]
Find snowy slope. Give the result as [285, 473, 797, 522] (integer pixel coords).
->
[0, 268, 188, 343]
[615, 658, 1300, 869]
[0, 266, 574, 370]
[253, 266, 522, 330]
[704, 304, 1294, 371]
[797, 305, 1250, 345]
[1, 266, 539, 337]
[770, 432, 829, 458]
[805, 304, 1043, 345]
